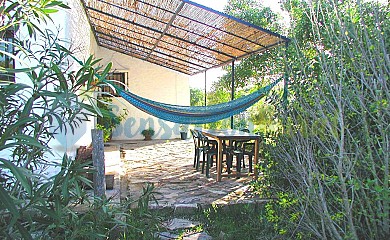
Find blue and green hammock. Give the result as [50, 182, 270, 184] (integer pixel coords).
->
[72, 56, 283, 124]
[106, 77, 282, 124]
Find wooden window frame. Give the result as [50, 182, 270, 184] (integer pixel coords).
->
[101, 72, 127, 97]
[0, 29, 15, 83]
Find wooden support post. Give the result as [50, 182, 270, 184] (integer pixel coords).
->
[92, 129, 105, 198]
[204, 70, 207, 106]
[231, 60, 235, 129]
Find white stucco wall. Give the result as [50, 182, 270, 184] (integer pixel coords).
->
[93, 46, 190, 140]
[48, 0, 96, 158]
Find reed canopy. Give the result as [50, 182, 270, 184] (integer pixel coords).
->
[81, 0, 289, 75]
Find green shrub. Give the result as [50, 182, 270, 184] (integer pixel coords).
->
[96, 97, 128, 142]
[255, 1, 390, 239]
[0, 0, 129, 238]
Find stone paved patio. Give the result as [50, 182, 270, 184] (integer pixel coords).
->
[104, 139, 264, 209]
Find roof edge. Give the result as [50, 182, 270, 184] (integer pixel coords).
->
[182, 0, 290, 42]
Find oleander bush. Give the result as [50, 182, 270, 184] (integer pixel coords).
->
[0, 0, 130, 238]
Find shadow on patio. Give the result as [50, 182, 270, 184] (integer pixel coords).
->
[104, 139, 266, 209]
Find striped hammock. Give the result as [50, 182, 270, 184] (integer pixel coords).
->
[111, 78, 282, 124]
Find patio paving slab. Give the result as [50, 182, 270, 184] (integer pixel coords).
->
[104, 139, 265, 208]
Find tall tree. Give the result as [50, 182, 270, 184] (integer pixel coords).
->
[205, 0, 287, 130]
[190, 88, 205, 106]
[217, 0, 286, 90]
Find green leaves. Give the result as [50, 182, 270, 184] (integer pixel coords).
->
[0, 184, 20, 223]
[1, 0, 70, 38]
[255, 1, 390, 239]
[0, 0, 121, 237]
[0, 158, 32, 195]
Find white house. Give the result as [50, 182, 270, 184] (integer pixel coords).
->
[8, 0, 288, 160]
[63, 0, 190, 144]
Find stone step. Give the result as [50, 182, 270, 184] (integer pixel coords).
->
[156, 231, 212, 240]
[155, 218, 212, 240]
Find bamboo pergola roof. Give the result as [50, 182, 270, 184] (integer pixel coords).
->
[81, 0, 290, 75]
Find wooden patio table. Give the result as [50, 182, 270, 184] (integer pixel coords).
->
[197, 129, 261, 182]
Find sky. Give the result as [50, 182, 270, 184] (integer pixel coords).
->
[192, 0, 282, 13]
[192, 0, 227, 12]
[189, 0, 284, 90]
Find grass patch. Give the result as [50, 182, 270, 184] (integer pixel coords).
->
[118, 203, 277, 239]
[116, 183, 276, 239]
[199, 203, 276, 239]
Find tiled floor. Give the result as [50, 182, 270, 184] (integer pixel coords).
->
[104, 139, 264, 208]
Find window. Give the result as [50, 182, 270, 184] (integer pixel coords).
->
[101, 72, 127, 97]
[0, 30, 15, 82]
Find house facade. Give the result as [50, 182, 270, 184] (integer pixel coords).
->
[94, 46, 189, 141]
[68, 0, 190, 141]
[6, 0, 189, 162]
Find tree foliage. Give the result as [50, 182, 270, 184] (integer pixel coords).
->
[205, 0, 287, 130]
[216, 0, 286, 91]
[190, 87, 205, 107]
[198, 0, 390, 239]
